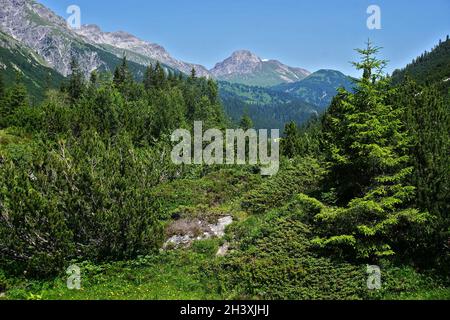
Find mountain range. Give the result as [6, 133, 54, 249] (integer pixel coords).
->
[0, 0, 355, 129]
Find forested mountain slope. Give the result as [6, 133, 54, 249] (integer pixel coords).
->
[392, 35, 450, 99]
[219, 81, 318, 130]
[272, 69, 355, 110]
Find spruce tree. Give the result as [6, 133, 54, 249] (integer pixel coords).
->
[89, 70, 98, 87]
[315, 41, 428, 260]
[206, 79, 220, 105]
[0, 69, 4, 102]
[67, 57, 85, 101]
[153, 62, 167, 89]
[240, 113, 253, 131]
[114, 56, 133, 87]
[1, 72, 28, 128]
[282, 121, 300, 158]
[190, 67, 197, 80]
[143, 64, 154, 90]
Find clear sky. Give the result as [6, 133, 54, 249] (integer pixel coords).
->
[39, 0, 450, 77]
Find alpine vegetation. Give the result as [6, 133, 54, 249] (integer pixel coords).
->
[0, 0, 449, 302]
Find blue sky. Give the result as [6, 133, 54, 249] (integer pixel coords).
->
[40, 0, 450, 77]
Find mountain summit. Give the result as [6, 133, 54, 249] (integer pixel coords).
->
[211, 50, 263, 76]
[210, 50, 310, 87]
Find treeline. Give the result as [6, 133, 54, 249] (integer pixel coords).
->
[0, 58, 225, 276]
[280, 42, 449, 270]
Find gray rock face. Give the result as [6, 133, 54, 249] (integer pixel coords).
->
[211, 50, 263, 76]
[0, 0, 105, 76]
[75, 24, 211, 77]
[216, 242, 230, 257]
[210, 216, 233, 238]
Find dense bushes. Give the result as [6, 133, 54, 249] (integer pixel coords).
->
[0, 59, 227, 276]
[0, 132, 175, 276]
[211, 204, 366, 299]
[392, 79, 450, 270]
[241, 156, 325, 214]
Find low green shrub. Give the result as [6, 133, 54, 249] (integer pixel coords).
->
[241, 157, 325, 215]
[209, 207, 367, 300]
[0, 132, 168, 277]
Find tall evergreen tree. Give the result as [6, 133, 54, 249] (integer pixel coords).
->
[113, 56, 133, 88]
[153, 62, 167, 89]
[0, 72, 29, 128]
[206, 79, 219, 104]
[143, 64, 154, 90]
[315, 42, 427, 260]
[190, 67, 197, 80]
[0, 69, 5, 102]
[282, 121, 300, 158]
[239, 113, 253, 131]
[67, 57, 85, 101]
[89, 71, 98, 87]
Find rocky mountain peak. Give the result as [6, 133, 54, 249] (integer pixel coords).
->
[211, 50, 263, 77]
[210, 49, 311, 87]
[230, 50, 262, 62]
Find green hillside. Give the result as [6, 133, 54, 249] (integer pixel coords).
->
[219, 81, 299, 105]
[0, 31, 65, 102]
[272, 69, 355, 110]
[392, 35, 450, 99]
[218, 81, 318, 130]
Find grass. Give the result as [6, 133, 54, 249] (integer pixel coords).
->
[3, 250, 448, 300]
[3, 250, 223, 300]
